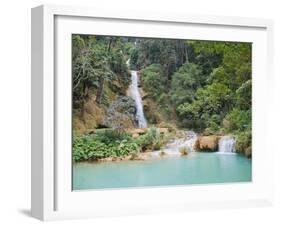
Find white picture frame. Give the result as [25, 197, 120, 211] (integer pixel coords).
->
[31, 4, 274, 221]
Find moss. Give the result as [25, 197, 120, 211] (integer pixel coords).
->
[72, 94, 106, 134]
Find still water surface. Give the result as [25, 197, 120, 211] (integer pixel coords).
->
[73, 152, 252, 190]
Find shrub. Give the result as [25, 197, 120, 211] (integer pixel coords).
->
[73, 136, 108, 161]
[223, 108, 251, 133]
[93, 129, 131, 145]
[73, 133, 140, 162]
[235, 130, 251, 154]
[158, 122, 177, 133]
[143, 99, 163, 124]
[141, 64, 165, 100]
[202, 128, 213, 136]
[116, 140, 140, 156]
[136, 127, 168, 151]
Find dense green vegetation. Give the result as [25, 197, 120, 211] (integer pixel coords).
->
[134, 40, 252, 154]
[72, 35, 133, 130]
[73, 128, 168, 162]
[72, 35, 252, 161]
[73, 130, 139, 161]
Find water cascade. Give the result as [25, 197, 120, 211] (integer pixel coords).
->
[218, 136, 236, 153]
[151, 131, 197, 157]
[128, 71, 148, 128]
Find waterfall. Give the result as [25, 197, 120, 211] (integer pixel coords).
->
[151, 131, 197, 157]
[184, 131, 198, 152]
[218, 136, 236, 153]
[128, 71, 148, 128]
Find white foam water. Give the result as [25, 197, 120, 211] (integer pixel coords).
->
[218, 136, 236, 153]
[151, 131, 197, 157]
[128, 71, 148, 128]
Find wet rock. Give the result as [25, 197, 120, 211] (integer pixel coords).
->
[159, 128, 169, 134]
[194, 135, 220, 152]
[179, 146, 189, 156]
[128, 127, 168, 136]
[129, 128, 147, 134]
[103, 96, 137, 129]
[97, 157, 113, 162]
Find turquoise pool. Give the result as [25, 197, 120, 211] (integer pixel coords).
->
[73, 152, 252, 190]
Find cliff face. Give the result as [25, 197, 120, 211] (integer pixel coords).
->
[103, 96, 137, 129]
[73, 94, 105, 134]
[73, 80, 135, 134]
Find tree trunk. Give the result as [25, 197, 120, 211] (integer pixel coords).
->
[95, 38, 114, 105]
[185, 45, 189, 63]
[80, 81, 88, 120]
[95, 77, 105, 105]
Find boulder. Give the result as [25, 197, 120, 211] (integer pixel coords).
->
[159, 128, 169, 134]
[130, 153, 148, 161]
[127, 127, 168, 136]
[132, 133, 140, 138]
[133, 128, 147, 134]
[97, 157, 113, 162]
[127, 128, 147, 135]
[103, 96, 137, 129]
[194, 135, 219, 152]
[130, 152, 152, 160]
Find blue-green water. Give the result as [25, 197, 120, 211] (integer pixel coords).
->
[73, 152, 252, 190]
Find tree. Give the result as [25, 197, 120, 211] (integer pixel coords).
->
[95, 37, 115, 104]
[177, 82, 233, 130]
[141, 64, 165, 100]
[170, 63, 202, 107]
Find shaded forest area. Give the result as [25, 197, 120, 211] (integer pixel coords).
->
[72, 35, 252, 161]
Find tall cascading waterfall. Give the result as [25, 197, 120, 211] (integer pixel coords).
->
[218, 136, 236, 153]
[128, 71, 148, 128]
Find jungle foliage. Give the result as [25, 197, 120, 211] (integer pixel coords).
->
[72, 35, 252, 159]
[73, 128, 168, 162]
[133, 39, 252, 152]
[72, 35, 132, 110]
